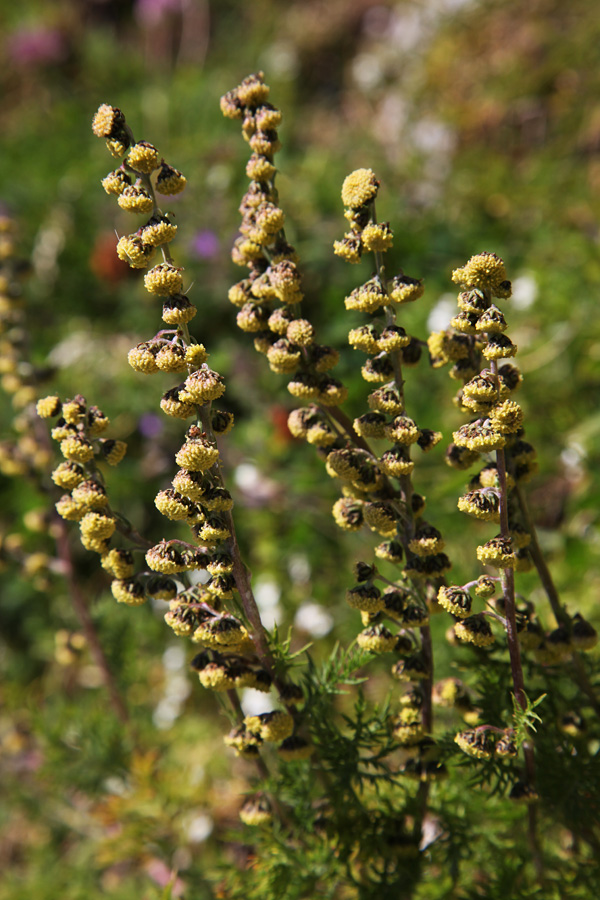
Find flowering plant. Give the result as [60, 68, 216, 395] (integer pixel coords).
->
[1, 71, 598, 900]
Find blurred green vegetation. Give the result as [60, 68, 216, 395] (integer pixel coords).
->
[1, 0, 600, 897]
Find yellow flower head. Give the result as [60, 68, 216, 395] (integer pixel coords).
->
[101, 548, 135, 580]
[155, 163, 187, 195]
[79, 512, 116, 541]
[278, 735, 313, 762]
[345, 278, 387, 314]
[117, 185, 153, 214]
[489, 399, 523, 434]
[141, 215, 178, 247]
[244, 710, 294, 743]
[380, 447, 414, 478]
[111, 578, 146, 606]
[384, 415, 420, 445]
[155, 343, 187, 373]
[127, 141, 159, 174]
[286, 318, 314, 347]
[51, 461, 85, 490]
[175, 436, 219, 472]
[146, 542, 187, 574]
[476, 536, 516, 569]
[378, 325, 410, 353]
[179, 367, 225, 405]
[154, 489, 191, 521]
[239, 796, 272, 827]
[116, 234, 155, 268]
[333, 234, 363, 264]
[353, 412, 387, 439]
[332, 497, 364, 531]
[60, 435, 94, 463]
[92, 104, 125, 138]
[363, 501, 398, 537]
[162, 296, 197, 325]
[437, 586, 472, 619]
[389, 274, 424, 305]
[100, 439, 127, 466]
[348, 324, 379, 354]
[455, 728, 494, 760]
[102, 169, 131, 196]
[341, 168, 380, 209]
[71, 480, 108, 511]
[357, 624, 397, 653]
[367, 386, 404, 416]
[361, 222, 394, 253]
[455, 614, 495, 647]
[452, 252, 507, 293]
[246, 153, 276, 181]
[482, 334, 517, 360]
[408, 524, 445, 557]
[36, 395, 62, 418]
[346, 583, 383, 613]
[457, 489, 500, 522]
[144, 263, 184, 296]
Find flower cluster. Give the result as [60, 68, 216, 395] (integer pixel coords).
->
[0, 216, 61, 590]
[221, 72, 347, 407]
[222, 73, 458, 785]
[429, 254, 597, 794]
[331, 171, 455, 770]
[431, 253, 597, 665]
[91, 103, 308, 801]
[0, 215, 52, 479]
[37, 393, 129, 559]
[429, 255, 526, 651]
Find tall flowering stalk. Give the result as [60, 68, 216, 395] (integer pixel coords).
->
[332, 168, 449, 772]
[220, 75, 599, 887]
[221, 73, 455, 846]
[37, 103, 316, 802]
[429, 252, 598, 866]
[429, 253, 536, 780]
[0, 214, 129, 724]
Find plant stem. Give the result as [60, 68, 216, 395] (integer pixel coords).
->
[196, 405, 276, 677]
[224, 508, 275, 670]
[490, 360, 526, 711]
[325, 404, 373, 453]
[371, 219, 435, 854]
[54, 516, 130, 726]
[514, 484, 567, 627]
[515, 485, 600, 716]
[489, 359, 542, 872]
[30, 417, 132, 727]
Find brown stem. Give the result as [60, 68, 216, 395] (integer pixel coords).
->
[514, 485, 567, 627]
[516, 479, 600, 717]
[196, 406, 277, 680]
[490, 361, 526, 711]
[54, 517, 130, 725]
[30, 418, 133, 726]
[371, 223, 435, 855]
[325, 405, 372, 453]
[114, 514, 153, 549]
[488, 361, 542, 871]
[223, 507, 275, 673]
[419, 624, 433, 733]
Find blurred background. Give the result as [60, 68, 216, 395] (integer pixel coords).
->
[1, 0, 600, 896]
